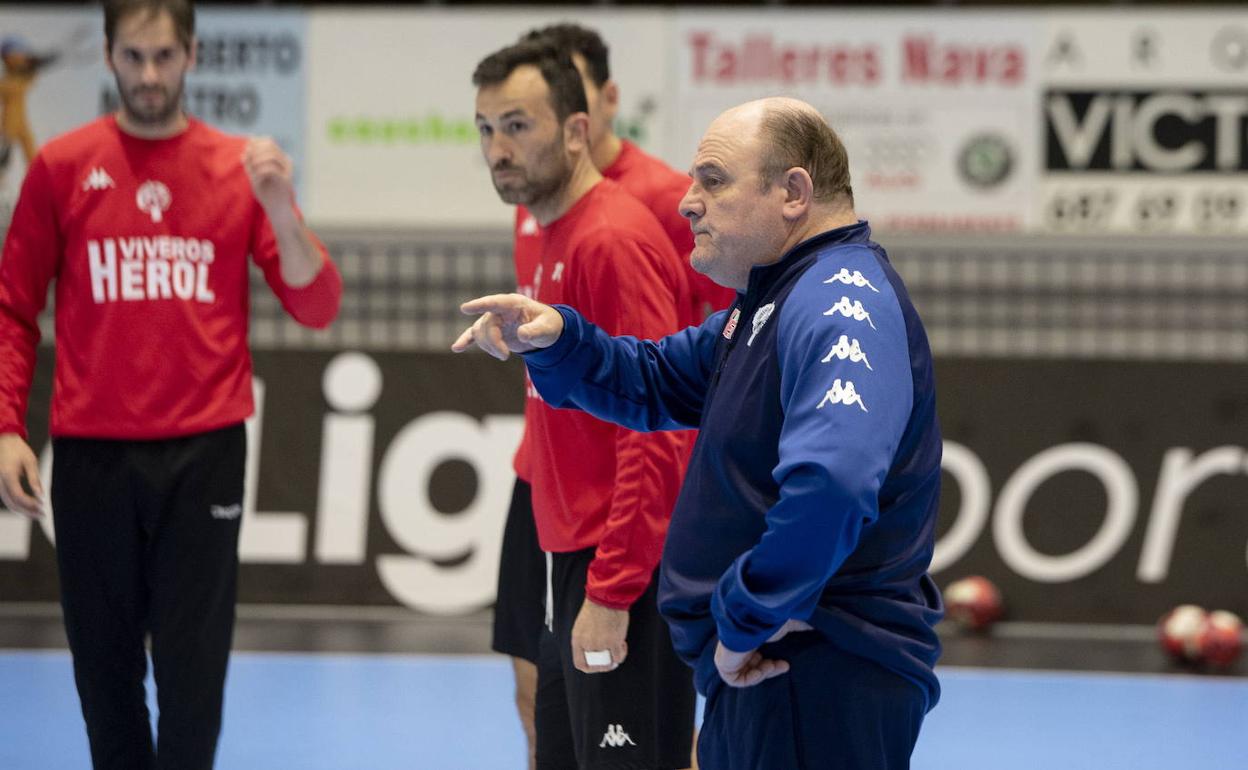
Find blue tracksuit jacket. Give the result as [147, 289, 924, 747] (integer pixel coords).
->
[523, 220, 943, 708]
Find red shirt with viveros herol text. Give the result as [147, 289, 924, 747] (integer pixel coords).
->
[0, 116, 342, 441]
[523, 180, 692, 610]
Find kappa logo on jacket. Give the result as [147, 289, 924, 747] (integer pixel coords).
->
[823, 296, 876, 330]
[519, 214, 539, 236]
[136, 180, 172, 223]
[599, 724, 636, 748]
[817, 378, 868, 412]
[81, 167, 115, 192]
[821, 335, 872, 370]
[823, 267, 879, 293]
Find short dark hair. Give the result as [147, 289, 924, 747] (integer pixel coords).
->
[472, 42, 588, 124]
[520, 23, 610, 87]
[104, 0, 195, 53]
[758, 107, 854, 205]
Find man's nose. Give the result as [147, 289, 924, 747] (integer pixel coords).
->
[678, 184, 701, 221]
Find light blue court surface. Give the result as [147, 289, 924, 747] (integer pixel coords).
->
[2, 651, 1247, 769]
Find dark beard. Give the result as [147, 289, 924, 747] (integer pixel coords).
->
[116, 79, 184, 127]
[492, 133, 571, 208]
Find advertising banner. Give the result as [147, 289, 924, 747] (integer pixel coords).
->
[303, 9, 671, 228]
[0, 350, 525, 615]
[4, 352, 1247, 625]
[670, 11, 1041, 234]
[1040, 11, 1248, 235]
[0, 6, 309, 220]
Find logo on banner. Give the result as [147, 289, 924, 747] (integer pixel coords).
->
[958, 133, 1014, 189]
[1212, 27, 1248, 73]
[82, 167, 115, 192]
[136, 180, 172, 223]
[1046, 90, 1248, 173]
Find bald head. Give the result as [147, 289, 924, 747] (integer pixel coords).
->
[713, 97, 854, 207]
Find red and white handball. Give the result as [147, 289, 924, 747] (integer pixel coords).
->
[1157, 604, 1208, 663]
[943, 576, 1004, 631]
[1195, 610, 1244, 669]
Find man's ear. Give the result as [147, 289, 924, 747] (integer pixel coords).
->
[564, 112, 591, 154]
[781, 167, 814, 221]
[600, 80, 621, 123]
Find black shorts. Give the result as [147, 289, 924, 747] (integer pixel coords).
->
[492, 478, 545, 663]
[535, 546, 696, 770]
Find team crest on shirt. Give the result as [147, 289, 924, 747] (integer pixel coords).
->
[136, 180, 172, 223]
[747, 302, 775, 346]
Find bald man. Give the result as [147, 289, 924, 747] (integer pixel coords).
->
[454, 97, 943, 769]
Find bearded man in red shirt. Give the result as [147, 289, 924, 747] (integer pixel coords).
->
[0, 2, 341, 767]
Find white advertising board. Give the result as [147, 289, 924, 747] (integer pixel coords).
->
[303, 9, 671, 228]
[1040, 11, 1248, 235]
[670, 10, 1041, 234]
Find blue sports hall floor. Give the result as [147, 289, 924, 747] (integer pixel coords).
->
[1, 607, 1245, 769]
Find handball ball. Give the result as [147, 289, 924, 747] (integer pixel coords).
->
[943, 576, 1004, 631]
[1196, 610, 1244, 669]
[1157, 604, 1208, 663]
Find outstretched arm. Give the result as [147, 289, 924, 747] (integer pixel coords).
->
[454, 295, 726, 432]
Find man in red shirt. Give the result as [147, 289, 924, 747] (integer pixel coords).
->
[494, 25, 731, 769]
[0, 1, 341, 767]
[470, 41, 695, 770]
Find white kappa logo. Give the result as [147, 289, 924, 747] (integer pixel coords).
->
[821, 335, 872, 370]
[210, 504, 242, 520]
[824, 268, 879, 293]
[599, 724, 637, 748]
[817, 379, 868, 412]
[747, 302, 775, 346]
[82, 167, 115, 192]
[519, 214, 539, 236]
[823, 296, 876, 330]
[136, 180, 172, 223]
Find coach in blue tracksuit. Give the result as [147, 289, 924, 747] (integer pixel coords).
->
[454, 96, 943, 770]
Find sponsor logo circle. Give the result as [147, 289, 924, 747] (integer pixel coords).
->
[957, 133, 1014, 189]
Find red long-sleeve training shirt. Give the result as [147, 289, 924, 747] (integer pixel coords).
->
[521, 180, 692, 609]
[0, 116, 342, 440]
[512, 140, 735, 481]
